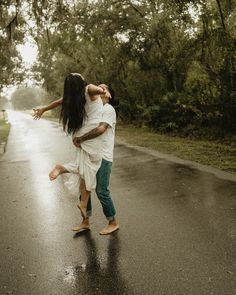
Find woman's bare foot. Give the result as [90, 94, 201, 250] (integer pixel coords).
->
[49, 164, 66, 181]
[72, 218, 90, 232]
[77, 204, 87, 219]
[99, 220, 119, 235]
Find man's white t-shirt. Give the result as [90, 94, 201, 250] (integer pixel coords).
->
[101, 103, 116, 162]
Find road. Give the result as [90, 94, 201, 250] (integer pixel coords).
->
[0, 111, 235, 295]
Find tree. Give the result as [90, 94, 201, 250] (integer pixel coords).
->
[0, 0, 25, 89]
[11, 85, 48, 110]
[2, 0, 236, 134]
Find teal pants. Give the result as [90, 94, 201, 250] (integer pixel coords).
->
[83, 159, 116, 220]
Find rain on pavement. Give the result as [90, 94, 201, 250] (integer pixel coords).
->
[0, 111, 235, 295]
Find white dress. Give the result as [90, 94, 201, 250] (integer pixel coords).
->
[61, 86, 103, 194]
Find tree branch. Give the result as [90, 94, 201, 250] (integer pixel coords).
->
[215, 0, 226, 30]
[128, 0, 145, 18]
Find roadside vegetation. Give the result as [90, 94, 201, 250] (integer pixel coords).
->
[2, 1, 236, 138]
[0, 118, 10, 148]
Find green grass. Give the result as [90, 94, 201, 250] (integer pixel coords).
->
[0, 119, 10, 145]
[116, 124, 236, 174]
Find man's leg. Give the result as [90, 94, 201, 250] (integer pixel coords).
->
[96, 159, 119, 235]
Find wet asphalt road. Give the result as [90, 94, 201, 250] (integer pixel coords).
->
[0, 111, 236, 295]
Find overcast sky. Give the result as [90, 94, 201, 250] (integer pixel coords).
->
[2, 37, 38, 98]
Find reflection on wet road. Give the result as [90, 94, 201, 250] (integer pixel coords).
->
[0, 111, 235, 295]
[63, 232, 129, 294]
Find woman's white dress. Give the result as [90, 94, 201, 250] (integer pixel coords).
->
[61, 86, 103, 194]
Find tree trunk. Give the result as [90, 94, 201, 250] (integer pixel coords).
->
[215, 0, 226, 30]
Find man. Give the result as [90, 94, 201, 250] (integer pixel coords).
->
[33, 84, 119, 235]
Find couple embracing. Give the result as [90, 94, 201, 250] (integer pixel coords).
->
[33, 73, 119, 235]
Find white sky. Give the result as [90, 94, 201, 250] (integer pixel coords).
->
[17, 40, 38, 67]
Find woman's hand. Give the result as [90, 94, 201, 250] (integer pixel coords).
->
[99, 84, 111, 100]
[103, 89, 111, 100]
[32, 108, 44, 120]
[87, 84, 111, 100]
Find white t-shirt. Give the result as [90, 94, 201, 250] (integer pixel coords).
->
[101, 103, 116, 162]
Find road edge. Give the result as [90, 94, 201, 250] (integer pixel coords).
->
[115, 137, 236, 183]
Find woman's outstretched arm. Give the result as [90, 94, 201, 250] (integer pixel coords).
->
[32, 97, 63, 119]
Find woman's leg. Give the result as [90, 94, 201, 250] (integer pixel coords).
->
[77, 179, 91, 219]
[49, 164, 69, 181]
[71, 193, 92, 232]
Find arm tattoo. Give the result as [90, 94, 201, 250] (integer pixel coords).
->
[77, 122, 109, 143]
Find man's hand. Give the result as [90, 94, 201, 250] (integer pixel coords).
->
[73, 137, 81, 148]
[32, 108, 44, 120]
[72, 122, 108, 148]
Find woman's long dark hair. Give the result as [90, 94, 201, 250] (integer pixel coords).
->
[60, 73, 88, 134]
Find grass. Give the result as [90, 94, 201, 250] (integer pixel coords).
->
[116, 124, 236, 174]
[0, 118, 10, 146]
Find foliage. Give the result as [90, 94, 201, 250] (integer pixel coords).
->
[0, 0, 25, 88]
[2, 0, 236, 135]
[11, 86, 49, 110]
[0, 94, 10, 109]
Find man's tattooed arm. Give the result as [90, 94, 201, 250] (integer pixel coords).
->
[73, 122, 109, 147]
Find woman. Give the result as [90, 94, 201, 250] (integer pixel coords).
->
[47, 73, 111, 218]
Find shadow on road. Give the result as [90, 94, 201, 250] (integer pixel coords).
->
[67, 231, 130, 294]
